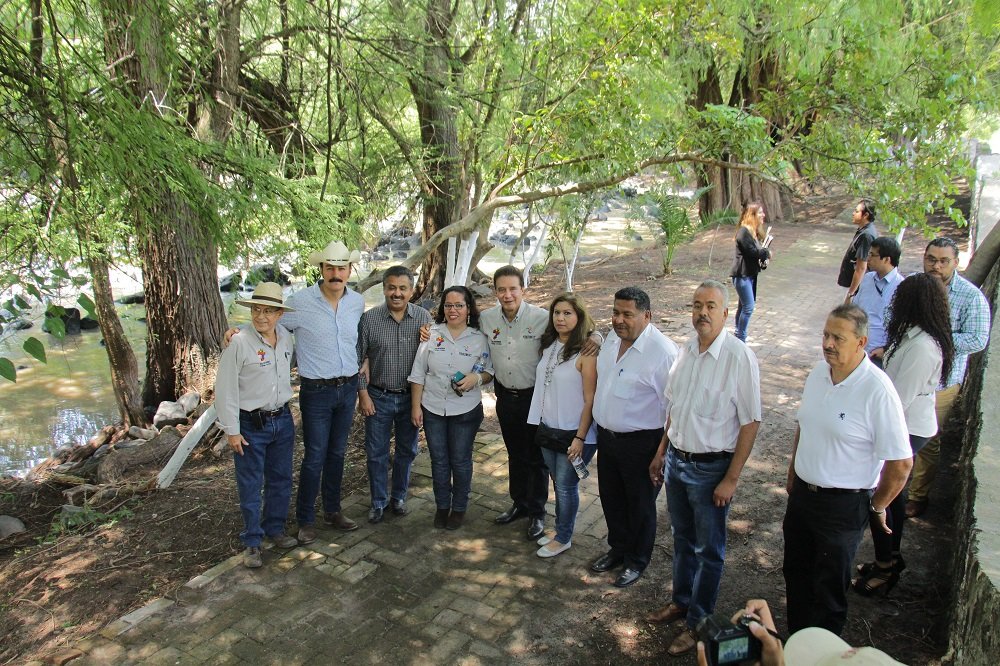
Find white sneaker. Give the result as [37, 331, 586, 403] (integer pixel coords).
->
[536, 541, 571, 558]
[536, 535, 552, 546]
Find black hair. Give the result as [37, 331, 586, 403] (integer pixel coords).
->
[859, 199, 877, 223]
[540, 292, 596, 362]
[871, 237, 901, 267]
[435, 286, 480, 329]
[493, 264, 524, 288]
[613, 286, 651, 313]
[884, 273, 954, 384]
[925, 237, 959, 259]
[382, 265, 414, 286]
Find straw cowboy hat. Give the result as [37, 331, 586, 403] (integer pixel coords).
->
[236, 282, 295, 311]
[307, 239, 361, 267]
[784, 628, 904, 665]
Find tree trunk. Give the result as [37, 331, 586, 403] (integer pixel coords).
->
[89, 256, 147, 426]
[411, 0, 464, 297]
[100, 0, 227, 405]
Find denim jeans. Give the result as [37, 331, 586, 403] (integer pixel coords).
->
[666, 448, 731, 629]
[296, 377, 358, 525]
[233, 408, 295, 547]
[364, 388, 420, 509]
[422, 404, 483, 512]
[540, 446, 580, 544]
[732, 275, 757, 342]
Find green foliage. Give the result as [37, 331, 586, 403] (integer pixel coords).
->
[43, 504, 135, 543]
[0, 358, 14, 382]
[22, 337, 46, 364]
[630, 185, 714, 274]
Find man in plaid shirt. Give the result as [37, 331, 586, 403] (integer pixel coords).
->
[906, 237, 991, 517]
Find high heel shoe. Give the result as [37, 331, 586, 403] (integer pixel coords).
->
[852, 564, 900, 597]
[856, 555, 906, 578]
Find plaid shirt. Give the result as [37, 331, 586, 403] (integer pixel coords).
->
[357, 303, 432, 391]
[943, 272, 991, 388]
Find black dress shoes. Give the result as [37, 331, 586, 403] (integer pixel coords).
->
[495, 505, 527, 524]
[590, 552, 624, 573]
[614, 568, 643, 588]
[526, 518, 545, 541]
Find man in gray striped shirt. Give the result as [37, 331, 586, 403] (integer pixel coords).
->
[357, 266, 432, 523]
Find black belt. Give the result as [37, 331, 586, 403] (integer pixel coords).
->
[669, 443, 733, 463]
[495, 382, 533, 398]
[241, 403, 289, 419]
[301, 374, 358, 387]
[369, 384, 409, 394]
[597, 425, 663, 440]
[795, 476, 870, 495]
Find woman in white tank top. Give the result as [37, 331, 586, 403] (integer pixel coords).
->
[527, 293, 598, 558]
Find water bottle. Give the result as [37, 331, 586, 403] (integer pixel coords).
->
[571, 455, 590, 480]
[471, 351, 488, 374]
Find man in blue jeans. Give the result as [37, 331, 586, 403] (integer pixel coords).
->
[215, 283, 298, 568]
[283, 240, 366, 542]
[356, 266, 432, 523]
[647, 280, 762, 656]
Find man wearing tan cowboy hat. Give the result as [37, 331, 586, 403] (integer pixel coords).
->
[216, 283, 297, 568]
[279, 239, 365, 542]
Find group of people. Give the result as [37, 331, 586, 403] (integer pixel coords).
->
[214, 207, 990, 657]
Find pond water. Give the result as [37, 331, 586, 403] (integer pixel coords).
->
[0, 212, 646, 476]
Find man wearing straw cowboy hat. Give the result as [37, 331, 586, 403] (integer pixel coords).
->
[216, 283, 297, 568]
[282, 239, 366, 542]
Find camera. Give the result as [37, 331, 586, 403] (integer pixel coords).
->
[696, 613, 762, 665]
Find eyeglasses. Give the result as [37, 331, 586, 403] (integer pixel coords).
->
[251, 306, 281, 316]
[925, 256, 954, 266]
[442, 303, 467, 310]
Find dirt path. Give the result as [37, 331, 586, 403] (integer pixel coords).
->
[2, 195, 959, 664]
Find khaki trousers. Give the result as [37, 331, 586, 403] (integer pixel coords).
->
[907, 383, 961, 503]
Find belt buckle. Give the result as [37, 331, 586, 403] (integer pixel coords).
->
[806, 482, 819, 492]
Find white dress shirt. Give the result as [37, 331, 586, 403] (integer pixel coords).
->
[794, 356, 910, 489]
[666, 330, 761, 454]
[593, 324, 678, 433]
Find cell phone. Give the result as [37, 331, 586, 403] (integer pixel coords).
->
[450, 371, 465, 397]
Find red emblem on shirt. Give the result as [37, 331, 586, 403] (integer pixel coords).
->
[492, 328, 501, 340]
[435, 336, 445, 348]
[256, 348, 266, 363]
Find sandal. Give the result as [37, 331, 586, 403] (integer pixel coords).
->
[856, 555, 906, 578]
[667, 627, 698, 656]
[852, 564, 900, 597]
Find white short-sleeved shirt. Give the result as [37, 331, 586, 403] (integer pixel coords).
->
[667, 330, 762, 454]
[479, 300, 549, 390]
[593, 324, 678, 433]
[883, 326, 942, 438]
[794, 356, 911, 489]
[526, 342, 597, 444]
[408, 324, 493, 417]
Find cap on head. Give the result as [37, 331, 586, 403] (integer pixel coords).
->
[308, 240, 361, 267]
[236, 282, 295, 311]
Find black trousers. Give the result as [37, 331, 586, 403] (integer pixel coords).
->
[495, 385, 547, 517]
[782, 479, 869, 636]
[596, 426, 663, 572]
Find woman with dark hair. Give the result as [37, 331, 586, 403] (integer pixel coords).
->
[853, 272, 954, 595]
[526, 293, 598, 557]
[729, 201, 772, 342]
[408, 286, 493, 530]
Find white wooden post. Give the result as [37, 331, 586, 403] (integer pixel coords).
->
[444, 236, 458, 287]
[156, 405, 217, 489]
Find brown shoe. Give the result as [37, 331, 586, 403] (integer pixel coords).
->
[268, 532, 298, 549]
[297, 524, 317, 544]
[667, 627, 698, 656]
[905, 499, 927, 518]
[646, 602, 688, 624]
[446, 510, 465, 530]
[433, 508, 449, 529]
[324, 511, 359, 531]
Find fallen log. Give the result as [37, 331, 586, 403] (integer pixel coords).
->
[67, 425, 117, 463]
[96, 427, 182, 485]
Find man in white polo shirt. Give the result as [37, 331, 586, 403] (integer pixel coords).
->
[783, 304, 911, 636]
[645, 280, 762, 656]
[590, 286, 678, 588]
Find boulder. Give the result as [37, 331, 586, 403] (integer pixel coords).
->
[177, 391, 201, 415]
[153, 400, 188, 428]
[0, 515, 26, 539]
[470, 284, 494, 299]
[80, 316, 100, 330]
[6, 319, 32, 332]
[43, 307, 81, 336]
[118, 292, 145, 305]
[219, 272, 241, 292]
[244, 264, 291, 286]
[128, 425, 158, 440]
[392, 251, 407, 259]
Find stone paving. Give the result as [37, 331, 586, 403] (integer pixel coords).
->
[64, 217, 933, 665]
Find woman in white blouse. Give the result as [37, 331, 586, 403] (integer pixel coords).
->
[409, 286, 494, 531]
[854, 273, 954, 595]
[526, 293, 597, 558]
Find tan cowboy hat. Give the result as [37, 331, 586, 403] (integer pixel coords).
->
[784, 628, 905, 665]
[236, 282, 295, 311]
[307, 239, 361, 267]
